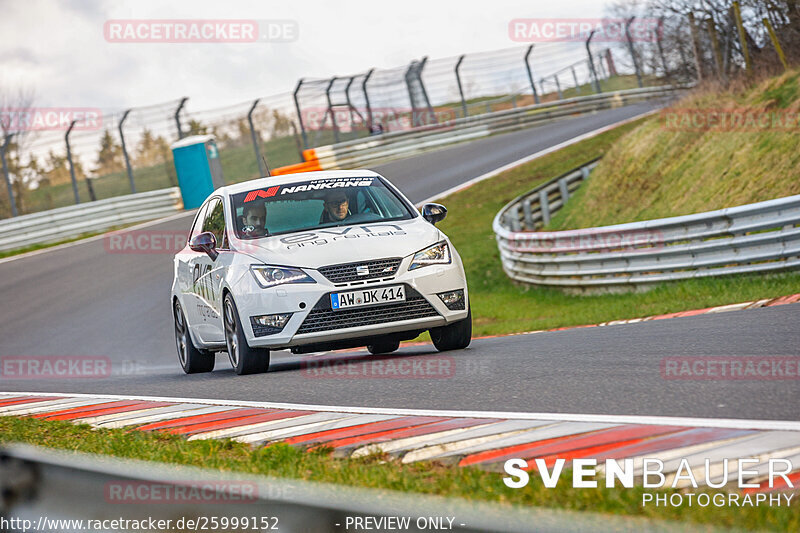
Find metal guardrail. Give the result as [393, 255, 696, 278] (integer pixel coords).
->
[0, 444, 693, 533]
[307, 84, 690, 170]
[0, 188, 182, 253]
[493, 160, 800, 290]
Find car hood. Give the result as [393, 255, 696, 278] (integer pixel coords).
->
[233, 218, 442, 268]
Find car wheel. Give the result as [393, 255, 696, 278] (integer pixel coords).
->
[174, 300, 215, 374]
[223, 293, 270, 375]
[367, 338, 400, 355]
[430, 305, 472, 352]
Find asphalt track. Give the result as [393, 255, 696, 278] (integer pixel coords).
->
[1, 101, 798, 421]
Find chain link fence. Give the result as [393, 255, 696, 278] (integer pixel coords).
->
[2, 3, 794, 220]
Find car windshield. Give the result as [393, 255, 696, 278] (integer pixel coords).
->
[230, 176, 415, 239]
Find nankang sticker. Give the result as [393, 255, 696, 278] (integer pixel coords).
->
[280, 178, 373, 195]
[244, 186, 280, 202]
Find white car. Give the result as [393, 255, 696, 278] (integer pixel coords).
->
[171, 170, 471, 375]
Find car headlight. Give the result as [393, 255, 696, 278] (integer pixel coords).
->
[250, 265, 315, 288]
[409, 241, 451, 270]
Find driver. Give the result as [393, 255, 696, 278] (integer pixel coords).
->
[241, 202, 267, 237]
[320, 190, 351, 223]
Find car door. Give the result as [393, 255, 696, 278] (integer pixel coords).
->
[189, 196, 231, 344]
[176, 201, 207, 328]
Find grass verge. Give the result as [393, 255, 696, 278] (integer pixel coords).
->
[1, 416, 797, 531]
[431, 117, 800, 337]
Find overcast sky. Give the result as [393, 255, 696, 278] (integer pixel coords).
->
[1, 0, 610, 113]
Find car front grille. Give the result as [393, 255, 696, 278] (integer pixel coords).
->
[317, 258, 402, 284]
[296, 286, 440, 335]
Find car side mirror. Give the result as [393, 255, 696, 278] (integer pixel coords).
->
[422, 203, 447, 225]
[189, 231, 219, 261]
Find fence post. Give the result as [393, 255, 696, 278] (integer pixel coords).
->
[1, 134, 17, 217]
[538, 189, 550, 226]
[290, 121, 304, 161]
[174, 97, 188, 140]
[344, 76, 365, 130]
[656, 17, 669, 77]
[762, 18, 788, 71]
[248, 99, 267, 177]
[522, 198, 533, 229]
[625, 17, 644, 88]
[596, 54, 608, 79]
[554, 75, 563, 99]
[687, 13, 704, 82]
[293, 78, 308, 149]
[362, 69, 375, 132]
[571, 66, 581, 94]
[524, 45, 540, 104]
[558, 177, 570, 203]
[417, 57, 437, 126]
[605, 48, 617, 77]
[118, 109, 135, 194]
[65, 120, 81, 205]
[732, 2, 752, 75]
[454, 55, 468, 118]
[586, 31, 602, 93]
[404, 61, 419, 127]
[706, 18, 724, 79]
[325, 77, 339, 143]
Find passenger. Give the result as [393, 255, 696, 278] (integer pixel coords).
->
[320, 191, 351, 223]
[241, 202, 267, 237]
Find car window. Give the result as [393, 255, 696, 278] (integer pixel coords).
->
[230, 176, 414, 239]
[201, 197, 227, 248]
[187, 202, 208, 242]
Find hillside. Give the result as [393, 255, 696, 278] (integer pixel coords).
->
[547, 69, 800, 230]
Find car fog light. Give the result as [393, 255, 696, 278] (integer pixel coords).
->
[250, 313, 292, 337]
[437, 289, 465, 310]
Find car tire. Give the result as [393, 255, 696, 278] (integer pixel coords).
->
[430, 305, 472, 352]
[367, 338, 400, 355]
[174, 300, 215, 374]
[223, 293, 270, 375]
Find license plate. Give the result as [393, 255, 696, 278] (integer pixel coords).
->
[331, 285, 406, 310]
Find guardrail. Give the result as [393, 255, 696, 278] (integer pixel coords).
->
[0, 188, 182, 253]
[300, 84, 690, 171]
[493, 160, 800, 290]
[0, 443, 662, 533]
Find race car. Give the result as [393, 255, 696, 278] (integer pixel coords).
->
[171, 169, 471, 375]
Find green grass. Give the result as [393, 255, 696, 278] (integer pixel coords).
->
[1, 416, 796, 531]
[428, 117, 800, 337]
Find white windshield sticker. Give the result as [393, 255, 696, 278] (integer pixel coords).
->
[280, 178, 373, 195]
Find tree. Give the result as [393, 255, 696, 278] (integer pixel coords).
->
[187, 119, 209, 136]
[93, 129, 124, 176]
[134, 128, 170, 166]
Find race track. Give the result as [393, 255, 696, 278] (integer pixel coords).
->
[3, 100, 797, 421]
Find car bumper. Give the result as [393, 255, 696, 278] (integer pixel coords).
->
[231, 254, 468, 349]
